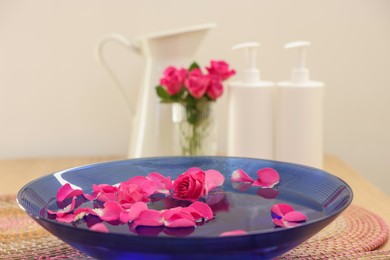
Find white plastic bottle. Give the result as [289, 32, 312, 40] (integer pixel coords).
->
[227, 42, 274, 159]
[275, 41, 325, 168]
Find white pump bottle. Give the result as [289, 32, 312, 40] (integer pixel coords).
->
[275, 41, 325, 168]
[227, 42, 274, 159]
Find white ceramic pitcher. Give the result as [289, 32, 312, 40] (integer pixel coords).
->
[95, 23, 216, 158]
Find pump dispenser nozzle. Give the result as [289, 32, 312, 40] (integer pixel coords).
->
[285, 41, 311, 83]
[232, 42, 260, 84]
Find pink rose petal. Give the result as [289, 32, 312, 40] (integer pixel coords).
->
[98, 201, 122, 222]
[120, 201, 148, 223]
[56, 207, 95, 223]
[188, 201, 213, 221]
[163, 211, 196, 228]
[56, 213, 78, 223]
[205, 169, 225, 192]
[85, 184, 118, 202]
[273, 218, 301, 228]
[147, 172, 172, 193]
[272, 218, 285, 227]
[283, 211, 307, 223]
[231, 169, 254, 183]
[48, 196, 77, 217]
[253, 168, 280, 188]
[90, 223, 109, 233]
[271, 203, 295, 219]
[56, 183, 84, 202]
[180, 207, 203, 222]
[220, 229, 248, 237]
[133, 209, 163, 228]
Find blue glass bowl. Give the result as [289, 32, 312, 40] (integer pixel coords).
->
[17, 157, 353, 259]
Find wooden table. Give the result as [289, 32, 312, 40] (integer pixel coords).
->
[1, 155, 389, 250]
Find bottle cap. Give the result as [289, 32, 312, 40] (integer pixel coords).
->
[285, 41, 311, 83]
[232, 42, 261, 83]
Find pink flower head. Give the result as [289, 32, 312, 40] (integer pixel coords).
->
[184, 68, 210, 99]
[206, 60, 236, 80]
[172, 167, 207, 202]
[160, 66, 187, 95]
[253, 168, 280, 188]
[206, 74, 224, 100]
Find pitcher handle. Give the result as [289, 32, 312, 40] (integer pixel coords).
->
[94, 33, 139, 118]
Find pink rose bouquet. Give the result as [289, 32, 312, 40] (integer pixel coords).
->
[156, 61, 235, 155]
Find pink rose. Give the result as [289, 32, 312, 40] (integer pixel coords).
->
[184, 68, 210, 99]
[206, 60, 236, 80]
[206, 75, 224, 100]
[172, 167, 207, 201]
[160, 66, 187, 95]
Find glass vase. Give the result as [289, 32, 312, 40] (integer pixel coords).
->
[172, 101, 217, 156]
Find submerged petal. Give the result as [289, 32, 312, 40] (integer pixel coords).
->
[220, 229, 248, 236]
[90, 223, 109, 233]
[231, 169, 254, 183]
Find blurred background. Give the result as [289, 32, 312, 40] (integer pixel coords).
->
[0, 0, 389, 195]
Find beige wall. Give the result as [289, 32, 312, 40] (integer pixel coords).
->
[1, 0, 389, 195]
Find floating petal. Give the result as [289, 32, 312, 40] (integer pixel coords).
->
[56, 183, 83, 202]
[189, 201, 213, 221]
[121, 201, 148, 223]
[147, 172, 173, 192]
[48, 196, 77, 217]
[231, 169, 254, 183]
[205, 169, 225, 192]
[270, 203, 295, 219]
[98, 201, 122, 222]
[283, 211, 307, 223]
[253, 168, 280, 188]
[163, 211, 196, 228]
[133, 209, 164, 228]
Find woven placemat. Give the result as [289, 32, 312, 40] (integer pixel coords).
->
[1, 194, 389, 259]
[278, 204, 390, 259]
